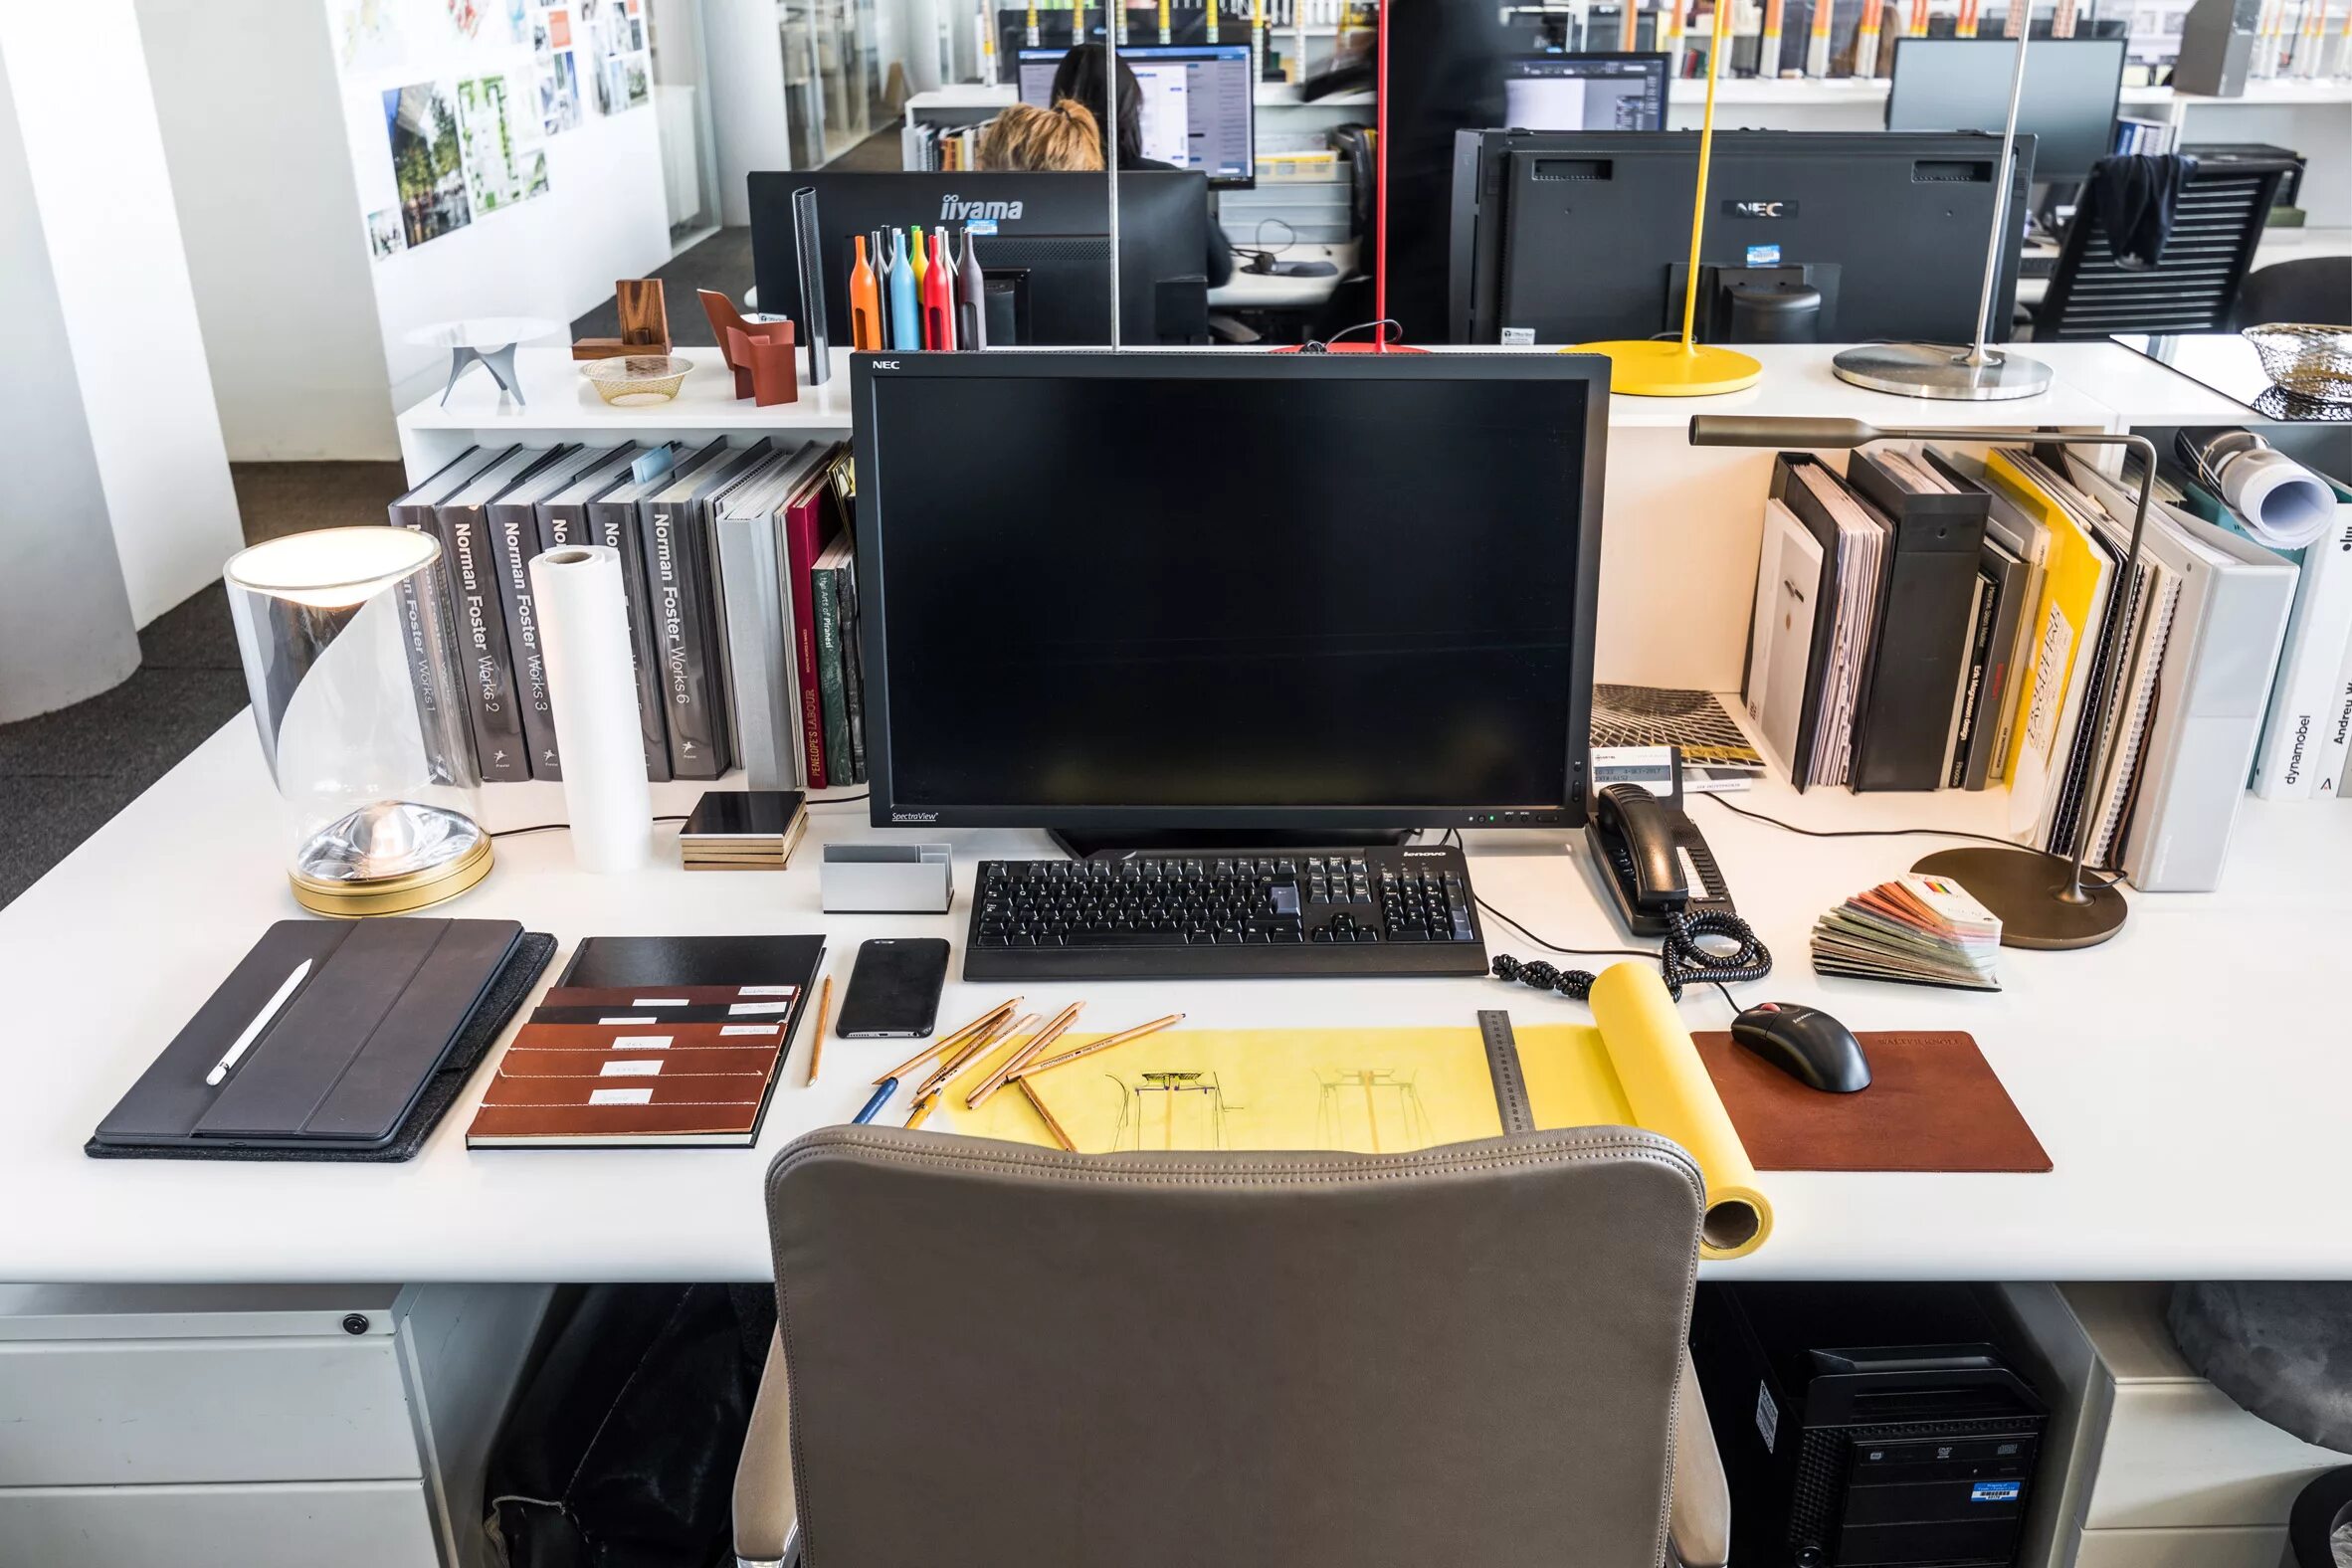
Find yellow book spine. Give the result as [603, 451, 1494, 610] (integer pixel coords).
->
[1983, 450, 2103, 789]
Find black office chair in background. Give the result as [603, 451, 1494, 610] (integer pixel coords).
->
[2233, 255, 2352, 330]
[2034, 156, 2291, 339]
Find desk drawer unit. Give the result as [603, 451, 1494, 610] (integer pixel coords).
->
[1998, 1281, 2351, 1568]
[0, 1283, 550, 1568]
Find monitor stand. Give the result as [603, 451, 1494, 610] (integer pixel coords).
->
[1048, 828, 1415, 860]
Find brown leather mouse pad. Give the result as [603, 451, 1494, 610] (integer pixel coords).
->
[1691, 1031, 2052, 1173]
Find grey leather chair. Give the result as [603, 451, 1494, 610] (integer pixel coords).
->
[736, 1123, 1728, 1568]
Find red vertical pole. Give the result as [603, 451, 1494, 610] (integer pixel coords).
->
[1373, 0, 1391, 348]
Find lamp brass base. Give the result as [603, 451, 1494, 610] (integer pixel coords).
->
[1911, 846, 2126, 950]
[1832, 342, 2055, 401]
[292, 833, 492, 916]
[1573, 339, 1763, 397]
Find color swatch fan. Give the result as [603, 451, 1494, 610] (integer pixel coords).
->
[1811, 874, 2001, 991]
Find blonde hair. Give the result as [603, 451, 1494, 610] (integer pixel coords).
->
[976, 98, 1106, 172]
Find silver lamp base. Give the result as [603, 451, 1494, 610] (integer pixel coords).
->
[1833, 342, 2055, 401]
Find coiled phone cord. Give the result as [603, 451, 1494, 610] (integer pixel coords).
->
[1489, 907, 1772, 1005]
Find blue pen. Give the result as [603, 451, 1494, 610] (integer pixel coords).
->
[854, 1078, 896, 1124]
[886, 230, 920, 352]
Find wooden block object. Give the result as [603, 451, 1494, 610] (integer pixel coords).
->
[573, 279, 672, 359]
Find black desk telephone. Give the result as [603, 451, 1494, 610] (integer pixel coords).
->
[1587, 781, 1736, 938]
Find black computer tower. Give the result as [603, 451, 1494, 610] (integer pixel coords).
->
[1690, 1283, 2049, 1568]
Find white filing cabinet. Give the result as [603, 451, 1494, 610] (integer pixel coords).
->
[2001, 1281, 2351, 1568]
[0, 1283, 552, 1568]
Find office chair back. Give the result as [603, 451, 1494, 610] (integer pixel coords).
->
[2036, 158, 2289, 340]
[2234, 255, 2352, 331]
[762, 1124, 1707, 1568]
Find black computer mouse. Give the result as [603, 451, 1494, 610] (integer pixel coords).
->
[1730, 1004, 1872, 1093]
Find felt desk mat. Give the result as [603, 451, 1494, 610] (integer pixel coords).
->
[1691, 1030, 2051, 1173]
[87, 932, 555, 1164]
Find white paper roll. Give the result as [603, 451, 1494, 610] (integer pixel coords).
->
[529, 546, 654, 873]
[2221, 448, 2336, 551]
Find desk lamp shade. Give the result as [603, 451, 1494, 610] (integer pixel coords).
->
[1690, 415, 2153, 949]
[1573, 0, 1763, 396]
[225, 527, 491, 916]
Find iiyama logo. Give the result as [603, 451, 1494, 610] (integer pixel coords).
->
[891, 810, 939, 822]
[1723, 199, 1797, 219]
[940, 194, 1024, 222]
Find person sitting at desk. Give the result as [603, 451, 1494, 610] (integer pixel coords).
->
[976, 99, 1105, 172]
[1048, 43, 1236, 289]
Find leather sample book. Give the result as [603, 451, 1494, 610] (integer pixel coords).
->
[467, 935, 825, 1147]
[90, 918, 553, 1161]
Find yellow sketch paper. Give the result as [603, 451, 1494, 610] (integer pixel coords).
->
[924, 964, 1772, 1259]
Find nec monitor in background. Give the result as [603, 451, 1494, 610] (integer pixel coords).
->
[1017, 44, 1257, 187]
[1448, 129, 2034, 346]
[748, 171, 1212, 348]
[1886, 37, 2126, 187]
[849, 351, 1609, 844]
[1503, 53, 1669, 132]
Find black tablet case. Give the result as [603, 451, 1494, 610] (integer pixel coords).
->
[89, 920, 554, 1163]
[1844, 452, 1990, 793]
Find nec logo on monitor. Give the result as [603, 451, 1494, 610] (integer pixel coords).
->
[940, 195, 1025, 222]
[1722, 199, 1798, 219]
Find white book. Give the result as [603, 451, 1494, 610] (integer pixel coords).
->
[2317, 628, 2352, 802]
[2239, 490, 2352, 799]
[2066, 459, 2297, 891]
[1744, 497, 1826, 780]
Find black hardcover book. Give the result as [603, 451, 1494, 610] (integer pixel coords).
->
[1844, 451, 1990, 793]
[1948, 568, 2000, 789]
[435, 447, 570, 783]
[643, 441, 772, 780]
[388, 447, 502, 786]
[589, 444, 733, 784]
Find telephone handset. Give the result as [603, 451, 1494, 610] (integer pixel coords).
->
[1587, 782, 1736, 937]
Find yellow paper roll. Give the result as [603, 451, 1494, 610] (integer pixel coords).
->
[1588, 963, 1772, 1260]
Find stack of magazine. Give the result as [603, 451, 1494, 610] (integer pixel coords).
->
[1811, 874, 2001, 992]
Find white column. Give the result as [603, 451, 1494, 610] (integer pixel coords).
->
[0, 56, 141, 721]
[0, 1, 244, 628]
[707, 0, 796, 227]
[135, 0, 398, 461]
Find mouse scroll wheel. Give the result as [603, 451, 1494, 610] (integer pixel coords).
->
[1754, 1003, 1781, 1012]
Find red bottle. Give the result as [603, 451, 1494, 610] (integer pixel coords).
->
[922, 229, 957, 351]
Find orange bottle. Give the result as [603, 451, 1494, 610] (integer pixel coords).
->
[849, 234, 882, 351]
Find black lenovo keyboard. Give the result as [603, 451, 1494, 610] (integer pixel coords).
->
[963, 846, 1488, 979]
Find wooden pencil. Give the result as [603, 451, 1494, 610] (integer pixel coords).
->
[964, 1001, 1084, 1109]
[917, 1011, 1032, 1101]
[1009, 1013, 1185, 1081]
[806, 976, 833, 1085]
[903, 1093, 937, 1129]
[1020, 1078, 1078, 1151]
[873, 996, 1019, 1085]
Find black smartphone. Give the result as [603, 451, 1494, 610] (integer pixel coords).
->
[834, 938, 951, 1039]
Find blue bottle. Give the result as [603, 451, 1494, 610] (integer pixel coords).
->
[886, 230, 920, 351]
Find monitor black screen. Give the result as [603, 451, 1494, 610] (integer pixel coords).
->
[853, 354, 1607, 830]
[1886, 37, 2126, 185]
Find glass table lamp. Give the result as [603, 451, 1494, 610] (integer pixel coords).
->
[225, 527, 491, 916]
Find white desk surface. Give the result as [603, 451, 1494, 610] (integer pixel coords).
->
[1209, 242, 1354, 310]
[5, 717, 2350, 1286]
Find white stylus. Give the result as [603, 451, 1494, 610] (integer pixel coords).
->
[205, 960, 311, 1087]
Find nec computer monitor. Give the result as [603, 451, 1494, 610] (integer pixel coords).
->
[1017, 44, 1256, 186]
[1448, 129, 2034, 345]
[1503, 53, 1669, 131]
[1886, 37, 2125, 185]
[749, 170, 1213, 347]
[851, 352, 1609, 835]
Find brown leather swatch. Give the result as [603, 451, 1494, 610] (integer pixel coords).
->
[1692, 1031, 2052, 1173]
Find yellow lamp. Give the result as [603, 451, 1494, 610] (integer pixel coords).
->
[1572, 0, 1763, 397]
